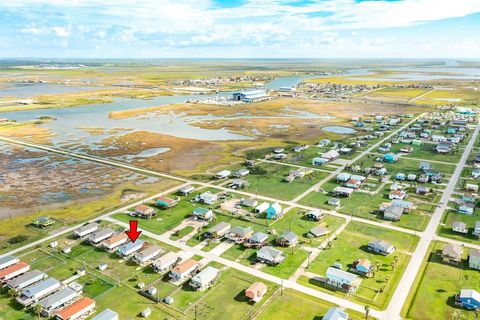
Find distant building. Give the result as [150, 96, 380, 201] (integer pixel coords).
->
[232, 90, 270, 103]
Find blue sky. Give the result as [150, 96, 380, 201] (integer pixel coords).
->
[0, 0, 479, 58]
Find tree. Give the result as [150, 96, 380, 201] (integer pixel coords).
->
[7, 288, 19, 298]
[33, 304, 42, 320]
[391, 255, 399, 271]
[364, 305, 370, 320]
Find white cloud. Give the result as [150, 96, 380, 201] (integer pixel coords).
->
[52, 26, 71, 37]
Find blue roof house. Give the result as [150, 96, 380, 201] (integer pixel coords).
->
[458, 289, 480, 310]
[383, 153, 398, 163]
[312, 157, 328, 166]
[266, 203, 283, 219]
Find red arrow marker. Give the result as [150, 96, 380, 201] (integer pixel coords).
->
[125, 220, 142, 242]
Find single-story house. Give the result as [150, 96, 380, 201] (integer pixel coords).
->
[92, 309, 119, 320]
[234, 169, 250, 177]
[256, 246, 285, 265]
[457, 289, 480, 310]
[407, 174, 417, 181]
[254, 202, 270, 214]
[245, 282, 268, 303]
[198, 191, 218, 205]
[152, 252, 179, 273]
[32, 216, 54, 228]
[16, 278, 60, 306]
[0, 255, 19, 270]
[304, 210, 324, 221]
[190, 266, 220, 291]
[55, 297, 96, 320]
[332, 187, 354, 198]
[353, 258, 373, 276]
[38, 286, 78, 315]
[169, 259, 200, 282]
[391, 200, 414, 212]
[325, 267, 361, 293]
[5, 270, 46, 290]
[102, 233, 129, 251]
[322, 150, 340, 161]
[416, 186, 430, 195]
[459, 202, 475, 215]
[134, 205, 157, 219]
[383, 153, 398, 163]
[308, 226, 329, 238]
[419, 161, 432, 172]
[88, 228, 114, 245]
[473, 221, 480, 238]
[266, 203, 283, 219]
[442, 243, 463, 265]
[277, 231, 298, 247]
[328, 198, 341, 206]
[452, 221, 468, 234]
[192, 207, 214, 221]
[226, 226, 253, 243]
[205, 222, 231, 239]
[395, 173, 406, 181]
[469, 249, 480, 270]
[336, 173, 351, 182]
[74, 223, 99, 238]
[241, 198, 258, 208]
[215, 170, 231, 179]
[312, 157, 329, 166]
[389, 190, 407, 200]
[117, 240, 144, 257]
[465, 184, 479, 192]
[246, 232, 269, 248]
[155, 196, 178, 208]
[367, 239, 396, 256]
[323, 307, 349, 320]
[179, 185, 195, 195]
[134, 245, 164, 265]
[383, 206, 404, 221]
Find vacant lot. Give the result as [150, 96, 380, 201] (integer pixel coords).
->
[405, 241, 480, 320]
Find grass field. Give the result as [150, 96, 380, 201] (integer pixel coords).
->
[244, 163, 330, 200]
[356, 87, 431, 102]
[405, 241, 480, 320]
[302, 221, 418, 309]
[437, 208, 480, 244]
[256, 289, 363, 320]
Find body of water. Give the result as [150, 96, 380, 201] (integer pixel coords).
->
[0, 83, 108, 98]
[322, 126, 357, 134]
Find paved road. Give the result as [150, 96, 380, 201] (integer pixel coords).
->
[104, 216, 384, 319]
[383, 121, 480, 320]
[292, 114, 423, 203]
[0, 183, 190, 259]
[0, 135, 420, 237]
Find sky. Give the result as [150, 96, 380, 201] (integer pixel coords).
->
[0, 0, 480, 59]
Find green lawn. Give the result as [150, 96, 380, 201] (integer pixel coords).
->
[389, 143, 463, 163]
[437, 209, 480, 244]
[256, 289, 363, 320]
[303, 221, 418, 309]
[245, 163, 329, 200]
[405, 241, 480, 320]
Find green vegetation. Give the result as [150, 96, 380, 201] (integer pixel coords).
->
[302, 221, 418, 309]
[405, 241, 480, 320]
